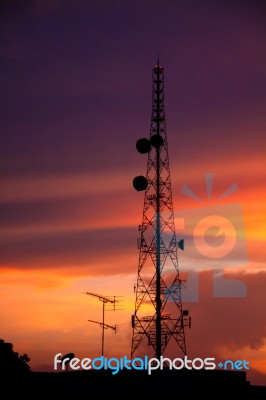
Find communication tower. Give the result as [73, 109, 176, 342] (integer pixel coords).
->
[131, 59, 191, 359]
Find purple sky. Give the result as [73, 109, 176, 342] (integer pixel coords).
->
[1, 0, 266, 180]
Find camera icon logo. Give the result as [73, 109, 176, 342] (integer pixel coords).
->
[163, 173, 248, 301]
[193, 214, 236, 259]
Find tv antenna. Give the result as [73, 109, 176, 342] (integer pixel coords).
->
[84, 292, 123, 356]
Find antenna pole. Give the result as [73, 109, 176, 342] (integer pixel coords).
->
[155, 65, 161, 358]
[102, 301, 105, 356]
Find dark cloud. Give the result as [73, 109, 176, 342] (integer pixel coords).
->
[1, 0, 265, 179]
[0, 186, 142, 239]
[187, 270, 266, 349]
[163, 270, 266, 385]
[0, 226, 137, 272]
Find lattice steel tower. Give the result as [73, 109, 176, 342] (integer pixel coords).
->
[131, 59, 191, 359]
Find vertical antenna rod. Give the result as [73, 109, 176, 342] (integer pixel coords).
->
[155, 61, 162, 358]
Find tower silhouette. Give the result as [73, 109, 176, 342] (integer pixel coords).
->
[131, 59, 191, 359]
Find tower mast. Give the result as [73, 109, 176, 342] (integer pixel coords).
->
[131, 59, 190, 359]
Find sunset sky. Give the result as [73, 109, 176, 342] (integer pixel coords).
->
[0, 0, 266, 386]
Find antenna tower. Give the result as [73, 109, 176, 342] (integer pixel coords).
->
[131, 59, 191, 359]
[85, 292, 122, 356]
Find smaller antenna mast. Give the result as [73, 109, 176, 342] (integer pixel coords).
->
[84, 292, 123, 356]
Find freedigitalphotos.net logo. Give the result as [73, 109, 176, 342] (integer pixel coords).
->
[53, 354, 249, 375]
[163, 173, 248, 301]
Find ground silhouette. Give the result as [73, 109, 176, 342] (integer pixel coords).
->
[1, 339, 265, 399]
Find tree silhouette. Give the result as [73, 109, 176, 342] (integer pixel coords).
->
[0, 339, 30, 375]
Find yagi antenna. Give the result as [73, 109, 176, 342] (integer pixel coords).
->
[84, 292, 123, 356]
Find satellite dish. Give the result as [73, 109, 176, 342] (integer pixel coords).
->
[150, 134, 163, 148]
[61, 353, 74, 371]
[133, 176, 148, 191]
[61, 352, 74, 361]
[136, 138, 151, 154]
[178, 239, 184, 251]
